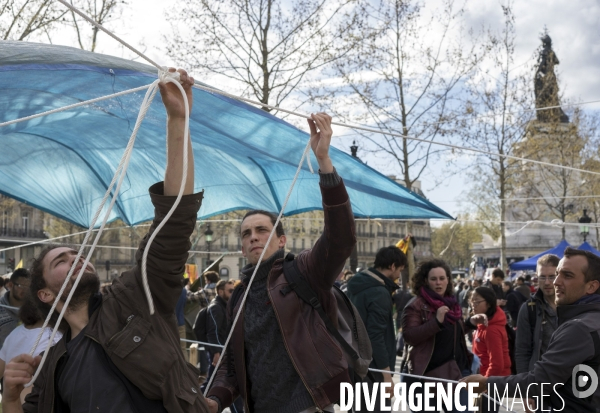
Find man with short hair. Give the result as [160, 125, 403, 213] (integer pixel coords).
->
[463, 247, 600, 412]
[0, 269, 30, 349]
[4, 68, 218, 413]
[207, 113, 356, 413]
[347, 246, 407, 387]
[206, 280, 234, 367]
[485, 268, 507, 308]
[514, 254, 559, 373]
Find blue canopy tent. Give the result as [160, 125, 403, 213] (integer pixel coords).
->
[509, 239, 571, 271]
[0, 41, 453, 227]
[578, 242, 600, 256]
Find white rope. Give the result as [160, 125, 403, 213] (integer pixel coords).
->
[25, 78, 161, 387]
[56, 0, 162, 70]
[25, 69, 190, 386]
[368, 369, 515, 412]
[0, 84, 151, 129]
[0, 304, 19, 311]
[180, 338, 223, 348]
[192, 82, 600, 178]
[140, 70, 190, 315]
[203, 137, 314, 396]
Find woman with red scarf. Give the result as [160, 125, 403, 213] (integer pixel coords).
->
[402, 259, 479, 412]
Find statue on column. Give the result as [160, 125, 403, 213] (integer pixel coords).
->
[534, 33, 569, 123]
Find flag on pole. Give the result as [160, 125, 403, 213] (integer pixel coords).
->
[15, 259, 23, 269]
[396, 236, 412, 254]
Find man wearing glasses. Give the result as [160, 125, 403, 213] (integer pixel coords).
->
[0, 269, 31, 350]
[514, 254, 559, 373]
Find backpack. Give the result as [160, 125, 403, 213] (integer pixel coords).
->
[505, 323, 517, 374]
[230, 253, 373, 381]
[193, 306, 209, 342]
[280, 253, 373, 381]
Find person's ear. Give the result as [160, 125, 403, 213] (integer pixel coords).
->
[241, 245, 247, 258]
[586, 280, 600, 295]
[37, 288, 55, 305]
[278, 235, 287, 248]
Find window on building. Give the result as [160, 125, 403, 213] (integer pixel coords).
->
[220, 267, 230, 280]
[22, 212, 29, 233]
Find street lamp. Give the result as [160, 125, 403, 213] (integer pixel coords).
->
[579, 209, 593, 243]
[205, 224, 213, 267]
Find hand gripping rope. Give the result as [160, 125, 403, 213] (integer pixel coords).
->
[25, 67, 190, 387]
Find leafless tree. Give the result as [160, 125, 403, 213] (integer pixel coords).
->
[1, 0, 67, 41]
[312, 0, 483, 193]
[68, 0, 123, 52]
[460, 4, 533, 270]
[166, 0, 360, 111]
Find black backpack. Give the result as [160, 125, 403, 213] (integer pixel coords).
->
[193, 306, 209, 342]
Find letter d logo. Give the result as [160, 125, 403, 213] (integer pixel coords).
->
[572, 364, 599, 399]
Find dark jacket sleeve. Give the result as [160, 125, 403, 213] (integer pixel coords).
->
[488, 320, 595, 398]
[298, 178, 356, 294]
[207, 300, 241, 409]
[515, 302, 534, 373]
[402, 302, 441, 346]
[130, 182, 203, 316]
[206, 304, 227, 354]
[365, 288, 393, 369]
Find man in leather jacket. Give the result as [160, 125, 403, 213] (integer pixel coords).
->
[206, 113, 356, 413]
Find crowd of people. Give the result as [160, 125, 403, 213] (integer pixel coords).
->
[1, 67, 600, 413]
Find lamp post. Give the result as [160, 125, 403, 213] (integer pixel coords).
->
[205, 224, 213, 268]
[579, 209, 593, 243]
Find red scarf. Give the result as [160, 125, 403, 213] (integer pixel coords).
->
[420, 286, 462, 325]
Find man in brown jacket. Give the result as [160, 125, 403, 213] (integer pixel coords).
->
[3, 68, 218, 413]
[206, 113, 356, 413]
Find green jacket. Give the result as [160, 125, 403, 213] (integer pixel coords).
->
[347, 268, 398, 371]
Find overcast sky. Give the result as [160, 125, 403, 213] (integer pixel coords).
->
[48, 0, 600, 220]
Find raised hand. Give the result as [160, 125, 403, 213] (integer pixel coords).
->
[158, 68, 194, 120]
[307, 112, 333, 173]
[436, 306, 449, 323]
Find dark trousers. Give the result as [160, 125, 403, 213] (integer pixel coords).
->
[352, 371, 392, 413]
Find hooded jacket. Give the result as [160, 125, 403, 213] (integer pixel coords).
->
[346, 268, 398, 371]
[472, 308, 512, 377]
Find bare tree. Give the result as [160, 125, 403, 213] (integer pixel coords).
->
[460, 4, 533, 270]
[166, 0, 360, 111]
[68, 0, 123, 52]
[1, 0, 67, 40]
[313, 0, 483, 193]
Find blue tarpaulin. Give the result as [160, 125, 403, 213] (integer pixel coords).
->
[0, 41, 453, 227]
[510, 239, 571, 271]
[577, 242, 600, 257]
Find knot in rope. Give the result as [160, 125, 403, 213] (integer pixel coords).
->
[159, 67, 181, 83]
[551, 219, 565, 228]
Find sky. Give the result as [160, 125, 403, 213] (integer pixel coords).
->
[44, 0, 600, 221]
